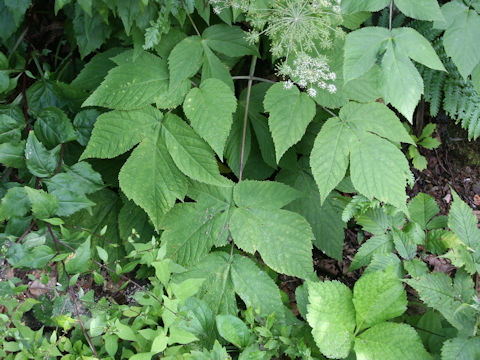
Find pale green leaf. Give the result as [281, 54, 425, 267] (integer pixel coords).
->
[230, 207, 314, 279]
[24, 187, 59, 220]
[441, 336, 480, 360]
[449, 191, 480, 249]
[349, 234, 394, 271]
[341, 0, 389, 13]
[353, 267, 407, 332]
[65, 237, 91, 274]
[118, 128, 188, 229]
[408, 193, 440, 230]
[354, 322, 432, 360]
[162, 113, 230, 187]
[216, 315, 250, 349]
[306, 280, 356, 359]
[350, 133, 410, 211]
[168, 36, 203, 86]
[83, 52, 168, 110]
[310, 117, 354, 203]
[231, 254, 284, 320]
[201, 43, 234, 91]
[114, 319, 137, 341]
[233, 180, 301, 210]
[25, 133, 59, 177]
[264, 83, 316, 162]
[395, 0, 444, 21]
[183, 78, 237, 158]
[439, 1, 480, 79]
[202, 24, 259, 57]
[81, 107, 161, 160]
[156, 78, 191, 110]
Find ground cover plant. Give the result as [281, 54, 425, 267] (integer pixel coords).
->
[0, 0, 480, 359]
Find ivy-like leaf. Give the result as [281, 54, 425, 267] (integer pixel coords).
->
[0, 114, 23, 143]
[81, 107, 161, 160]
[83, 52, 168, 110]
[0, 187, 30, 220]
[183, 78, 237, 158]
[0, 140, 25, 168]
[25, 132, 59, 178]
[34, 107, 76, 148]
[310, 102, 412, 210]
[162, 113, 230, 187]
[306, 280, 356, 359]
[119, 127, 188, 229]
[264, 83, 316, 162]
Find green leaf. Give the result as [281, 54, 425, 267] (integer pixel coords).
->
[306, 280, 356, 359]
[118, 199, 154, 242]
[233, 180, 300, 210]
[216, 315, 250, 349]
[83, 52, 169, 110]
[202, 24, 259, 57]
[179, 297, 216, 348]
[264, 83, 316, 162]
[45, 162, 103, 195]
[81, 107, 161, 160]
[51, 188, 95, 216]
[394, 0, 443, 21]
[311, 102, 412, 209]
[34, 107, 76, 148]
[230, 207, 313, 279]
[352, 267, 407, 332]
[15, 245, 55, 269]
[449, 191, 480, 249]
[231, 254, 285, 320]
[183, 78, 237, 158]
[168, 36, 203, 86]
[437, 1, 480, 79]
[65, 237, 91, 274]
[73, 4, 111, 58]
[349, 234, 394, 271]
[0, 140, 25, 168]
[24, 187, 59, 220]
[0, 187, 30, 220]
[341, 0, 389, 13]
[354, 322, 432, 360]
[277, 161, 346, 260]
[201, 43, 234, 91]
[162, 113, 230, 187]
[118, 127, 188, 229]
[0, 114, 23, 143]
[114, 319, 137, 341]
[441, 337, 480, 360]
[4, 0, 31, 25]
[408, 193, 440, 230]
[25, 132, 60, 177]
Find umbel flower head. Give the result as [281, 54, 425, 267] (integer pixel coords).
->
[209, 0, 343, 96]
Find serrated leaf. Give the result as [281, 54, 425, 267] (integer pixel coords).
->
[201, 43, 234, 91]
[441, 336, 480, 360]
[162, 113, 230, 187]
[395, 0, 443, 21]
[202, 24, 259, 57]
[168, 36, 203, 86]
[408, 193, 440, 229]
[83, 52, 168, 110]
[0, 140, 25, 168]
[81, 107, 161, 160]
[277, 161, 346, 260]
[306, 280, 355, 359]
[118, 199, 154, 242]
[231, 254, 284, 320]
[73, 4, 111, 58]
[230, 207, 313, 279]
[25, 132, 59, 177]
[119, 128, 188, 229]
[353, 267, 407, 331]
[233, 180, 300, 210]
[349, 234, 394, 271]
[24, 187, 59, 220]
[34, 107, 76, 148]
[354, 322, 432, 360]
[449, 191, 480, 249]
[183, 78, 237, 158]
[341, 0, 389, 13]
[437, 1, 480, 79]
[65, 237, 91, 274]
[216, 315, 250, 349]
[264, 83, 316, 162]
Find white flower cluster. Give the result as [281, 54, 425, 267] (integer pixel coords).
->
[278, 53, 337, 96]
[312, 0, 342, 14]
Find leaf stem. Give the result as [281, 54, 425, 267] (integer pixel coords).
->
[321, 105, 337, 118]
[232, 76, 276, 84]
[238, 56, 257, 182]
[389, 0, 394, 31]
[181, 0, 201, 36]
